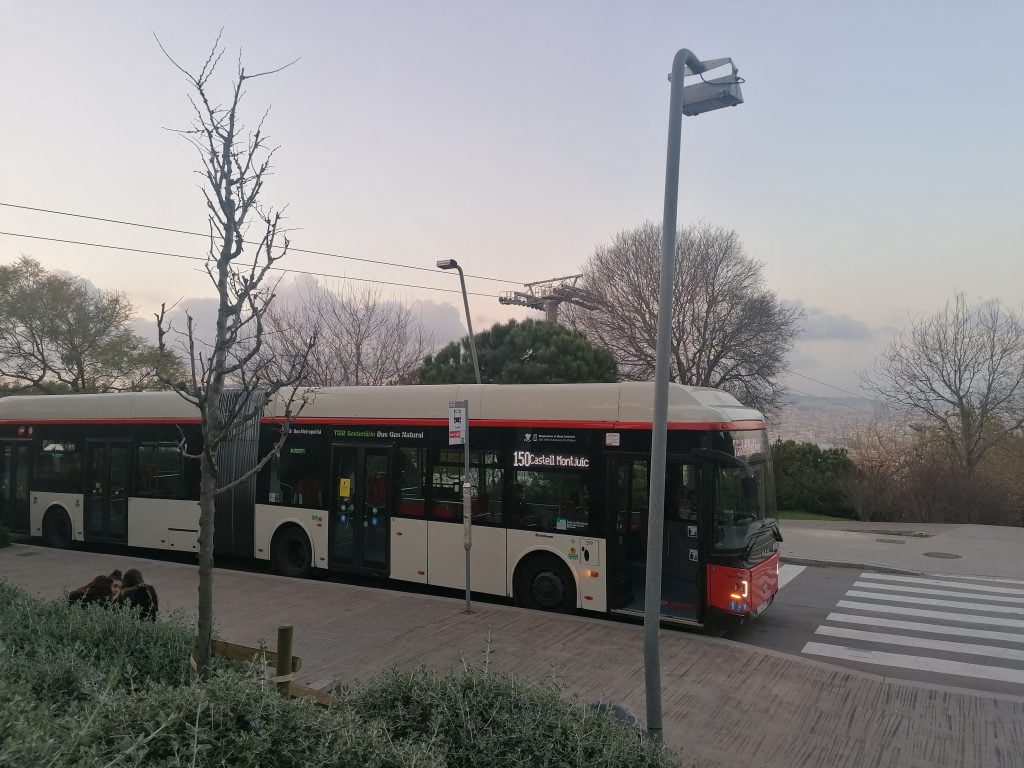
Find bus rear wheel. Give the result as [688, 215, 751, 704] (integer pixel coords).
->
[516, 555, 576, 613]
[271, 526, 312, 579]
[42, 508, 72, 549]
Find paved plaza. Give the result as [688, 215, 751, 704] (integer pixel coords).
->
[2, 541, 1023, 768]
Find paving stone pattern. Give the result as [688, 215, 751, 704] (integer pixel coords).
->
[2, 543, 1023, 768]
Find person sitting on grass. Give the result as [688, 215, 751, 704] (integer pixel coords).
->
[114, 568, 159, 621]
[67, 569, 122, 605]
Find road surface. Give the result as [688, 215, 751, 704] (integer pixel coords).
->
[729, 563, 1024, 698]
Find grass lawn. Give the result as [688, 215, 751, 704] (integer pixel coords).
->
[778, 510, 844, 521]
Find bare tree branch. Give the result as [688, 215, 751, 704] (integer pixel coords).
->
[861, 293, 1024, 477]
[563, 221, 802, 417]
[257, 279, 436, 387]
[153, 34, 308, 682]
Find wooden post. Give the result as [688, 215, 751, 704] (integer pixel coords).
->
[276, 624, 294, 698]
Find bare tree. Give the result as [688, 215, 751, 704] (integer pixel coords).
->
[862, 293, 1024, 477]
[154, 35, 315, 679]
[263, 280, 435, 386]
[844, 420, 914, 521]
[846, 419, 1018, 525]
[0, 256, 182, 393]
[563, 221, 803, 415]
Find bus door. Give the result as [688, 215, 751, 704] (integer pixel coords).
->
[608, 455, 704, 624]
[329, 444, 392, 573]
[0, 441, 31, 534]
[84, 440, 130, 542]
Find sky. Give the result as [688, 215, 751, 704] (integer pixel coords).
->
[2, 1, 1022, 402]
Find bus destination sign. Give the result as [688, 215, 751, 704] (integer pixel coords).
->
[513, 451, 590, 469]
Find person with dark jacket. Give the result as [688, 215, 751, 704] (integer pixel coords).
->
[114, 568, 159, 621]
[68, 569, 122, 605]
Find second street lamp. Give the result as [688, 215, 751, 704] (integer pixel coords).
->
[436, 259, 481, 385]
[437, 258, 481, 613]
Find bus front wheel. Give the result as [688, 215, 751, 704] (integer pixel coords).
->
[42, 507, 73, 549]
[271, 526, 312, 579]
[515, 555, 576, 613]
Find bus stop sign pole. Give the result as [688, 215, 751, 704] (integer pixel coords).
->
[449, 400, 472, 612]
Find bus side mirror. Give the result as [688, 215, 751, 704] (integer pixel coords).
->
[741, 475, 759, 501]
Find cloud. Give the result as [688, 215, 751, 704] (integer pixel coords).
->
[134, 277, 468, 357]
[411, 299, 465, 346]
[793, 302, 876, 341]
[133, 297, 220, 353]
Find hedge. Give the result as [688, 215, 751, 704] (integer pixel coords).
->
[0, 582, 680, 767]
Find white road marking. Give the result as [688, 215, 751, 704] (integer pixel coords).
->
[826, 612, 1024, 644]
[851, 580, 1024, 605]
[932, 573, 1024, 587]
[859, 572, 1024, 596]
[778, 564, 806, 589]
[801, 642, 1024, 685]
[835, 600, 1024, 629]
[844, 589, 1024, 616]
[815, 625, 1024, 662]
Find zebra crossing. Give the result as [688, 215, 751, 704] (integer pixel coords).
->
[801, 571, 1024, 691]
[778, 563, 806, 589]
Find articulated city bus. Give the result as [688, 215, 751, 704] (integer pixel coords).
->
[0, 383, 780, 628]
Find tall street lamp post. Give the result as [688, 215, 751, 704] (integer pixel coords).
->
[437, 259, 481, 385]
[438, 259, 482, 613]
[643, 50, 743, 744]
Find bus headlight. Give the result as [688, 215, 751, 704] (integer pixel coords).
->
[729, 579, 749, 601]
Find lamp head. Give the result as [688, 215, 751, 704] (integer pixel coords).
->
[436, 259, 459, 270]
[680, 57, 743, 117]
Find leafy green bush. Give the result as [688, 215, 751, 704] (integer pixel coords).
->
[0, 670, 440, 768]
[0, 521, 10, 548]
[344, 666, 675, 768]
[773, 440, 855, 517]
[0, 580, 193, 704]
[0, 584, 680, 767]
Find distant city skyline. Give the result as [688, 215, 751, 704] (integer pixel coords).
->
[2, 1, 1021, 399]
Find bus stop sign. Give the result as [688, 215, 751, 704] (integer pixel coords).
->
[448, 400, 467, 445]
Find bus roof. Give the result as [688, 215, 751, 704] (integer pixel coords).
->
[0, 383, 765, 429]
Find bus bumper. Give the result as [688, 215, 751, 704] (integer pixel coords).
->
[705, 552, 780, 628]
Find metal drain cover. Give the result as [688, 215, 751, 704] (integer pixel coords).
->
[923, 551, 961, 559]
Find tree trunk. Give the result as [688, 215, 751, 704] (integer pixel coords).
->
[194, 447, 218, 680]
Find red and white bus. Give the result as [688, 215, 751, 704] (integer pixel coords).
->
[0, 382, 780, 628]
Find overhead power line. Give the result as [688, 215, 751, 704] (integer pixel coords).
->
[785, 385, 880, 417]
[0, 230, 501, 299]
[788, 370, 879, 403]
[0, 201, 522, 286]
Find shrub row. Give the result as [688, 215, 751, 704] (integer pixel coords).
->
[0, 582, 679, 767]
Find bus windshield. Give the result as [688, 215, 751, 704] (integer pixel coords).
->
[712, 431, 776, 554]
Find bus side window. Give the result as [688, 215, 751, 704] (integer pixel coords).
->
[264, 442, 328, 508]
[34, 441, 83, 493]
[512, 470, 590, 535]
[135, 443, 185, 499]
[428, 449, 503, 525]
[471, 465, 503, 526]
[397, 447, 426, 517]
